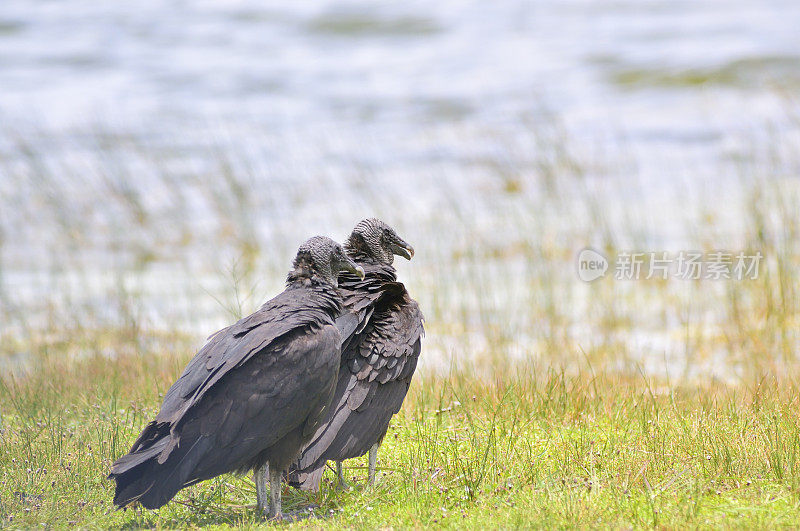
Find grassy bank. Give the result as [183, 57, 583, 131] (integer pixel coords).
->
[3, 337, 800, 529]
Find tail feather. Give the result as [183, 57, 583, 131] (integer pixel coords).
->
[109, 437, 169, 477]
[286, 465, 325, 491]
[109, 433, 212, 510]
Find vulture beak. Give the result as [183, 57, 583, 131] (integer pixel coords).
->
[341, 257, 366, 280]
[391, 238, 414, 261]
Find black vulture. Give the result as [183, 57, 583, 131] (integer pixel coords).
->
[108, 236, 365, 519]
[286, 218, 424, 490]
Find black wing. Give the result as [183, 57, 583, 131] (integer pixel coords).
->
[151, 286, 334, 428]
[110, 285, 341, 508]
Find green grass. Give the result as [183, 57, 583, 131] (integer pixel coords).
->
[3, 338, 800, 529]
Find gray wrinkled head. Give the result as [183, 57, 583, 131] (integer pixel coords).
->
[292, 236, 365, 287]
[345, 218, 414, 265]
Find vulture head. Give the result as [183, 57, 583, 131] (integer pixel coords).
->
[292, 236, 365, 287]
[346, 218, 414, 264]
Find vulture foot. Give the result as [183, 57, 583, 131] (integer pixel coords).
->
[368, 444, 378, 487]
[335, 461, 352, 490]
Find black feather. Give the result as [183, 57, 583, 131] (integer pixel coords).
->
[287, 259, 424, 490]
[109, 271, 343, 509]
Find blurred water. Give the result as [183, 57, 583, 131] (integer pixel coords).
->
[2, 2, 798, 133]
[0, 0, 799, 374]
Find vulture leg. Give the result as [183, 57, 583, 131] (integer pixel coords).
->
[254, 464, 269, 516]
[268, 465, 282, 519]
[336, 461, 351, 490]
[368, 444, 378, 486]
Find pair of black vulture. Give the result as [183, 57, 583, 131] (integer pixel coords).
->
[108, 219, 424, 520]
